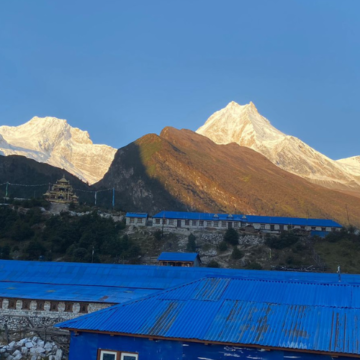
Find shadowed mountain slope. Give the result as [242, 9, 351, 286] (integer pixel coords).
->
[97, 127, 360, 226]
[0, 155, 92, 201]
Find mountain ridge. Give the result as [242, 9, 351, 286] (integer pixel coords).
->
[197, 101, 360, 193]
[97, 126, 360, 226]
[0, 117, 117, 184]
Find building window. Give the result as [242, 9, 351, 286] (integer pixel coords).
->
[50, 302, 58, 311]
[311, 226, 316, 230]
[300, 226, 305, 229]
[169, 219, 174, 225]
[260, 224, 265, 230]
[80, 303, 89, 313]
[199, 221, 204, 226]
[65, 302, 73, 312]
[214, 221, 219, 227]
[155, 219, 160, 224]
[22, 300, 31, 310]
[162, 219, 167, 225]
[221, 221, 226, 227]
[185, 220, 190, 226]
[136, 218, 142, 223]
[321, 227, 326, 231]
[129, 218, 134, 224]
[331, 227, 335, 232]
[37, 301, 44, 311]
[98, 351, 138, 360]
[121, 353, 138, 360]
[192, 220, 197, 226]
[8, 299, 16, 309]
[233, 222, 238, 228]
[99, 350, 118, 360]
[206, 221, 212, 227]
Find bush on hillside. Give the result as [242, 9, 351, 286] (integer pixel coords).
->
[231, 247, 244, 260]
[187, 233, 196, 252]
[207, 260, 220, 268]
[218, 241, 228, 252]
[224, 228, 239, 246]
[265, 232, 299, 249]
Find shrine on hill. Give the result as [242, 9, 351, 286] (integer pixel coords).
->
[44, 176, 79, 204]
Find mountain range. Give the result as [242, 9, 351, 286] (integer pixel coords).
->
[197, 101, 360, 195]
[0, 117, 116, 184]
[0, 103, 360, 225]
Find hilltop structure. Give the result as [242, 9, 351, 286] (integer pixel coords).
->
[44, 176, 79, 204]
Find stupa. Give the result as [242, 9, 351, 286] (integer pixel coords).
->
[44, 176, 79, 204]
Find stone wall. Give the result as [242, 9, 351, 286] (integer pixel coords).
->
[0, 299, 111, 344]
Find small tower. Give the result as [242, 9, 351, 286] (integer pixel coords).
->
[44, 175, 79, 204]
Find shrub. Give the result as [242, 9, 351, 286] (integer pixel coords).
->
[218, 241, 228, 252]
[224, 228, 239, 246]
[187, 234, 197, 252]
[207, 260, 220, 268]
[265, 232, 299, 249]
[246, 262, 263, 270]
[25, 241, 46, 260]
[231, 247, 244, 260]
[154, 230, 162, 241]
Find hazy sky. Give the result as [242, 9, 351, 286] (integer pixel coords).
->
[0, 1, 359, 159]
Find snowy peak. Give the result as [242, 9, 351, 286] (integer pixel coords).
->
[197, 101, 360, 193]
[0, 117, 117, 184]
[197, 101, 284, 149]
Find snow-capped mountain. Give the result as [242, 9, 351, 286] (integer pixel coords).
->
[197, 101, 360, 193]
[0, 117, 117, 184]
[337, 156, 360, 176]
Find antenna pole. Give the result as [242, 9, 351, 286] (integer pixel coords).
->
[95, 191, 97, 206]
[112, 188, 115, 208]
[5, 182, 8, 197]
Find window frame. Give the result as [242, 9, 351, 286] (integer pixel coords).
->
[97, 350, 139, 360]
[121, 353, 138, 360]
[98, 350, 118, 360]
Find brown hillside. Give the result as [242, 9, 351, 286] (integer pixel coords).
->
[97, 127, 360, 226]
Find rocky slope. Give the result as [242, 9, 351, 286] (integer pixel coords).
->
[96, 127, 360, 226]
[0, 117, 117, 184]
[196, 101, 360, 193]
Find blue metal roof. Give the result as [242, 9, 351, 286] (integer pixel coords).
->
[57, 276, 360, 356]
[157, 252, 199, 262]
[153, 211, 244, 221]
[152, 211, 342, 227]
[1, 260, 360, 290]
[0, 281, 157, 303]
[125, 212, 148, 218]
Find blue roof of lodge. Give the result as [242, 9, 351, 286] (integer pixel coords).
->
[157, 252, 199, 262]
[0, 281, 157, 303]
[125, 212, 148, 218]
[57, 276, 360, 356]
[152, 211, 343, 227]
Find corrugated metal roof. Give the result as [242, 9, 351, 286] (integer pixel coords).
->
[152, 211, 342, 227]
[125, 212, 148, 218]
[1, 260, 360, 290]
[0, 281, 158, 303]
[157, 252, 199, 262]
[57, 276, 360, 356]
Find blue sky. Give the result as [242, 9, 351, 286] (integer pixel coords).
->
[0, 0, 359, 159]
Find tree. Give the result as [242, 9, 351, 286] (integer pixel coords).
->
[224, 228, 239, 246]
[218, 241, 228, 252]
[231, 247, 243, 260]
[25, 241, 46, 260]
[187, 234, 196, 252]
[207, 260, 220, 268]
